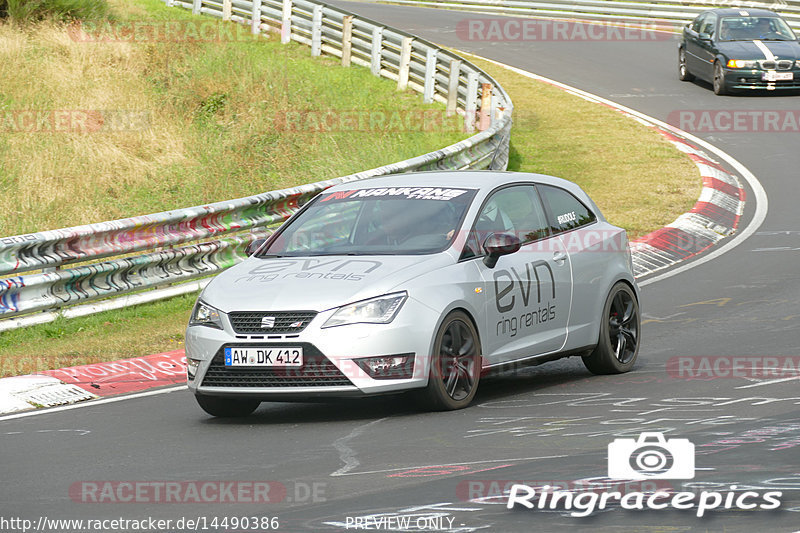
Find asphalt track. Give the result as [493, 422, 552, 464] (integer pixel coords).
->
[2, 3, 799, 532]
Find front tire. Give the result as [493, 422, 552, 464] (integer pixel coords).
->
[419, 311, 481, 411]
[582, 282, 640, 375]
[195, 395, 260, 417]
[678, 48, 695, 81]
[713, 61, 728, 95]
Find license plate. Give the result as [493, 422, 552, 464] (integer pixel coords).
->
[762, 71, 793, 81]
[224, 347, 303, 367]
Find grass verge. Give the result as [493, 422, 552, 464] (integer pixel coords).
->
[0, 2, 699, 378]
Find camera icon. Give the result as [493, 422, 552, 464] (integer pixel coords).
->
[608, 432, 695, 480]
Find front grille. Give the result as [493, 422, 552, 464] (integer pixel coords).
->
[760, 59, 794, 70]
[200, 344, 353, 388]
[229, 311, 317, 334]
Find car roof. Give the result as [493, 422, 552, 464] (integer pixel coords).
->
[328, 170, 584, 194]
[699, 8, 782, 17]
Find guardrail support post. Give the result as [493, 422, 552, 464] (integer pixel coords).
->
[464, 71, 479, 133]
[281, 0, 292, 44]
[423, 48, 437, 104]
[311, 5, 323, 56]
[370, 27, 383, 76]
[446, 59, 461, 117]
[222, 0, 231, 21]
[397, 37, 413, 91]
[342, 15, 353, 67]
[478, 83, 492, 131]
[251, 0, 262, 35]
[192, 0, 201, 16]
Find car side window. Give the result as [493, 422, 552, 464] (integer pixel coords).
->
[700, 14, 717, 36]
[463, 185, 549, 259]
[691, 14, 705, 33]
[539, 185, 597, 234]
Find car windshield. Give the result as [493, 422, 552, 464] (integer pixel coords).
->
[258, 186, 478, 256]
[719, 16, 797, 41]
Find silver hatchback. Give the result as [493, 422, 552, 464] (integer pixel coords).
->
[186, 171, 640, 416]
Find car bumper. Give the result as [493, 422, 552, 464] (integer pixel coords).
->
[724, 68, 800, 90]
[186, 298, 439, 400]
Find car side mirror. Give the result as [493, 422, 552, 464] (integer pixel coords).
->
[245, 238, 266, 257]
[482, 233, 521, 268]
[698, 32, 712, 41]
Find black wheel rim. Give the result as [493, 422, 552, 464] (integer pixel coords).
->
[438, 320, 477, 401]
[608, 291, 638, 364]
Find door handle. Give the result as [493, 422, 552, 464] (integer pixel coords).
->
[553, 251, 567, 264]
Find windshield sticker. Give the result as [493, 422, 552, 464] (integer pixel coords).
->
[321, 187, 471, 202]
[236, 258, 382, 283]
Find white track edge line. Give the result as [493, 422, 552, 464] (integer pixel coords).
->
[453, 50, 768, 287]
[0, 385, 187, 422]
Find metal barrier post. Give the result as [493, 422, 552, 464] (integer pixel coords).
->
[446, 59, 461, 117]
[251, 0, 262, 34]
[311, 5, 323, 56]
[479, 83, 492, 131]
[281, 0, 292, 44]
[397, 37, 413, 91]
[423, 48, 437, 104]
[464, 71, 479, 133]
[370, 27, 384, 76]
[342, 15, 354, 66]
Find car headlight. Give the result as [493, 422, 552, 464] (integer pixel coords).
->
[190, 300, 224, 330]
[726, 59, 757, 69]
[322, 292, 407, 328]
[796, 60, 800, 69]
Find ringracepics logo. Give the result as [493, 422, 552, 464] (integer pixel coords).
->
[608, 432, 694, 480]
[506, 432, 783, 517]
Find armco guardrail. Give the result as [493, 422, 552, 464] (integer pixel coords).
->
[371, 0, 800, 32]
[0, 0, 512, 329]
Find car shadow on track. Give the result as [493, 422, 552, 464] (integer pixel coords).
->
[196, 357, 617, 425]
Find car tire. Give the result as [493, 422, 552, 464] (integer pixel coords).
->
[678, 49, 695, 81]
[419, 311, 482, 411]
[195, 395, 260, 417]
[713, 61, 728, 95]
[582, 282, 640, 375]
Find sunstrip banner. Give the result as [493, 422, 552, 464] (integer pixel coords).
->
[320, 188, 472, 202]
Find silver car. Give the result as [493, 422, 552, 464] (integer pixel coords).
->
[185, 171, 641, 416]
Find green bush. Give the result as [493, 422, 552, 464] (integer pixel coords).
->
[0, 0, 110, 22]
